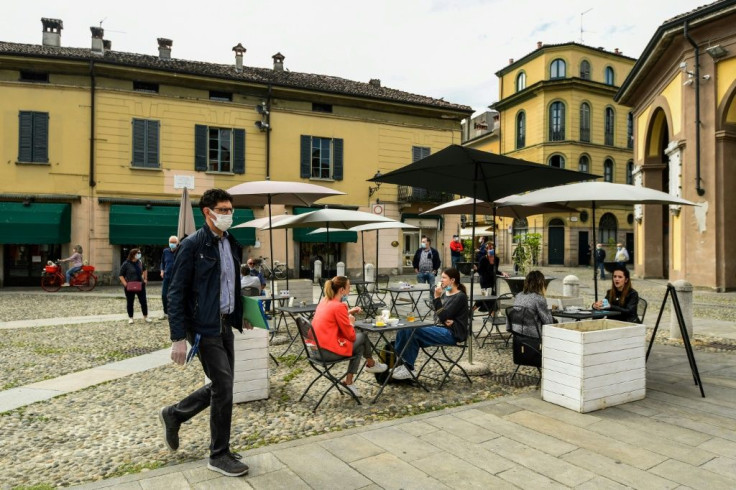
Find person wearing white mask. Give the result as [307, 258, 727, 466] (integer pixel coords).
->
[160, 236, 179, 320]
[119, 247, 151, 324]
[412, 235, 441, 290]
[614, 242, 630, 267]
[160, 188, 251, 478]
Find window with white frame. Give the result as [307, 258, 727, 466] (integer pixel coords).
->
[548, 154, 565, 168]
[580, 60, 591, 80]
[605, 66, 615, 85]
[516, 71, 526, 92]
[549, 101, 565, 141]
[550, 59, 566, 79]
[605, 107, 615, 146]
[604, 158, 614, 182]
[299, 135, 344, 180]
[578, 155, 590, 173]
[516, 111, 526, 149]
[580, 103, 591, 142]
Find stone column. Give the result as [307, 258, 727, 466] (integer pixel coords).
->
[364, 263, 375, 291]
[670, 280, 693, 339]
[313, 259, 322, 283]
[562, 275, 580, 298]
[336, 261, 345, 277]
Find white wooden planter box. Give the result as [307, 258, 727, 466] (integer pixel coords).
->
[206, 328, 270, 403]
[541, 319, 646, 413]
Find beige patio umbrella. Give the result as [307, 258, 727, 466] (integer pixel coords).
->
[177, 187, 196, 240]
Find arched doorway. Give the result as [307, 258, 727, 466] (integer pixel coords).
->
[598, 213, 618, 245]
[548, 218, 565, 265]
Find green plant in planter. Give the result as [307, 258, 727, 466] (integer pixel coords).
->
[525, 233, 542, 266]
[512, 232, 542, 275]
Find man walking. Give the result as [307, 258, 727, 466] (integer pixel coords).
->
[159, 188, 250, 477]
[595, 243, 607, 279]
[615, 243, 630, 268]
[159, 235, 178, 320]
[449, 234, 464, 269]
[413, 236, 441, 290]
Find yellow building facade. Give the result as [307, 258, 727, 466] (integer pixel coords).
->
[0, 19, 471, 286]
[491, 42, 636, 267]
[616, 0, 736, 290]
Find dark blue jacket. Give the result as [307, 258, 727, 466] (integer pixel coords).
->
[167, 225, 243, 340]
[412, 246, 441, 272]
[161, 247, 176, 275]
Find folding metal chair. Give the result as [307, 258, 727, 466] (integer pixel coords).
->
[295, 317, 361, 412]
[478, 293, 514, 349]
[637, 297, 648, 324]
[505, 305, 542, 383]
[416, 328, 472, 388]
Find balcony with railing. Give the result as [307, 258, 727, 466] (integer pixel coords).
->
[398, 186, 455, 203]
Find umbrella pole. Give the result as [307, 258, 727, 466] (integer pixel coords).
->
[361, 230, 366, 280]
[375, 229, 380, 278]
[593, 201, 598, 301]
[326, 224, 331, 279]
[285, 227, 289, 289]
[492, 206, 497, 294]
[268, 195, 276, 305]
[468, 191, 477, 364]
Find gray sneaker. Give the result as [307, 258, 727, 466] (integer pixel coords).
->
[158, 406, 179, 451]
[208, 452, 249, 477]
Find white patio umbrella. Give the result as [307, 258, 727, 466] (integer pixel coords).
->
[309, 220, 418, 278]
[177, 187, 196, 240]
[232, 214, 298, 282]
[423, 196, 578, 219]
[270, 209, 396, 276]
[499, 181, 697, 299]
[227, 181, 344, 290]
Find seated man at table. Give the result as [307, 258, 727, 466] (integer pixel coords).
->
[510, 270, 555, 336]
[240, 264, 261, 294]
[310, 276, 387, 397]
[392, 268, 468, 380]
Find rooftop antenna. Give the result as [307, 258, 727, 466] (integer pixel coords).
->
[580, 8, 593, 44]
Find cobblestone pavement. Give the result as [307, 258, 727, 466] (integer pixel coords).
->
[0, 266, 734, 488]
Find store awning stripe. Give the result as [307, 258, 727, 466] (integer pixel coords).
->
[0, 202, 71, 244]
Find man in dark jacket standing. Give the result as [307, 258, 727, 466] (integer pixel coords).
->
[158, 188, 250, 478]
[412, 236, 441, 290]
[595, 243, 607, 279]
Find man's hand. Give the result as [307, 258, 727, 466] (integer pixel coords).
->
[242, 319, 254, 330]
[170, 340, 187, 365]
[414, 268, 419, 273]
[160, 270, 165, 278]
[501, 271, 510, 278]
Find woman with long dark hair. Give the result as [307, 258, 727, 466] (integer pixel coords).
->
[119, 247, 150, 324]
[593, 266, 640, 322]
[310, 276, 387, 397]
[392, 267, 469, 380]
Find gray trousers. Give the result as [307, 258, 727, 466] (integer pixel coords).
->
[313, 332, 372, 374]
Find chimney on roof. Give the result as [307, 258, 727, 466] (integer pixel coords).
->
[614, 48, 620, 55]
[232, 43, 246, 72]
[41, 18, 63, 47]
[537, 41, 543, 49]
[157, 38, 172, 60]
[103, 39, 112, 51]
[369, 78, 381, 88]
[90, 26, 104, 54]
[272, 52, 285, 71]
[509, 58, 514, 65]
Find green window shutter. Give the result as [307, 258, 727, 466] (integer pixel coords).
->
[147, 121, 159, 167]
[232, 128, 245, 174]
[132, 119, 146, 166]
[33, 112, 49, 163]
[194, 124, 208, 171]
[300, 135, 311, 178]
[332, 138, 343, 180]
[18, 111, 33, 162]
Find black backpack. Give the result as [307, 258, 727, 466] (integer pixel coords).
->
[373, 341, 411, 384]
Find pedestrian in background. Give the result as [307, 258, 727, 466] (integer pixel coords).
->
[413, 236, 441, 290]
[615, 243, 630, 268]
[595, 243, 607, 279]
[449, 234, 464, 269]
[160, 236, 178, 320]
[119, 248, 151, 324]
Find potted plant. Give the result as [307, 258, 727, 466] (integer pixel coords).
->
[507, 233, 552, 294]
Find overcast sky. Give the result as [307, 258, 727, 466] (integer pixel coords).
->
[3, 0, 705, 114]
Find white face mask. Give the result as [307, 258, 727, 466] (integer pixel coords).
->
[209, 210, 233, 232]
[135, 253, 142, 260]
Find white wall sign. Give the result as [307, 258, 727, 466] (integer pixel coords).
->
[174, 175, 195, 190]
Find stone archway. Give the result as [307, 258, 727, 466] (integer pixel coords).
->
[639, 104, 672, 278]
[715, 80, 736, 289]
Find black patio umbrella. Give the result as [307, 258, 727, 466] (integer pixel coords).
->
[371, 144, 596, 363]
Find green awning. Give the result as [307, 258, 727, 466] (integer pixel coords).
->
[292, 207, 358, 243]
[109, 205, 255, 245]
[0, 202, 71, 244]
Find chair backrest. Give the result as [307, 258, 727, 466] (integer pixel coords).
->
[241, 286, 261, 297]
[637, 297, 648, 324]
[296, 316, 318, 351]
[505, 305, 542, 339]
[494, 293, 515, 314]
[376, 274, 389, 288]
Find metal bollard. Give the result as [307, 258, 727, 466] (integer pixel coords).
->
[313, 259, 322, 283]
[563, 275, 580, 298]
[670, 280, 693, 339]
[365, 263, 375, 291]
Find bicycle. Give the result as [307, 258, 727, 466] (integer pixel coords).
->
[41, 261, 98, 292]
[253, 257, 287, 280]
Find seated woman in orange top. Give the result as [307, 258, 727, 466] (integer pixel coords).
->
[310, 276, 387, 397]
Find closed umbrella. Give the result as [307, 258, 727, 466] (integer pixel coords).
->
[227, 181, 344, 290]
[177, 187, 197, 240]
[498, 181, 697, 299]
[372, 144, 594, 363]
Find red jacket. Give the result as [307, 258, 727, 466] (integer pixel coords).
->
[311, 299, 356, 356]
[450, 240, 464, 254]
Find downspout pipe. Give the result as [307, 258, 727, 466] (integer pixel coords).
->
[89, 61, 96, 188]
[265, 84, 272, 179]
[683, 21, 705, 196]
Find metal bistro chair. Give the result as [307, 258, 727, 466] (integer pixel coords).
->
[295, 316, 361, 412]
[477, 293, 514, 350]
[415, 305, 472, 388]
[637, 297, 648, 324]
[505, 305, 542, 383]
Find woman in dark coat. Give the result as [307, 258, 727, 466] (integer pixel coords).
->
[119, 247, 151, 324]
[593, 266, 640, 323]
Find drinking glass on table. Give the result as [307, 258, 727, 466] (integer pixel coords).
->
[407, 313, 416, 323]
